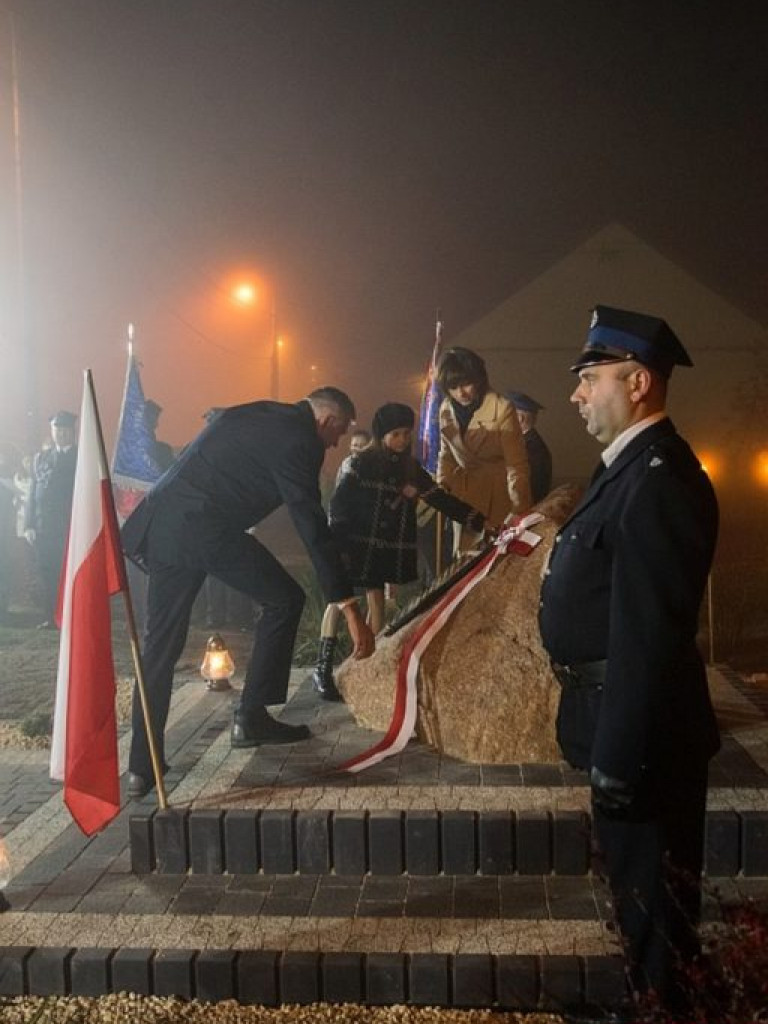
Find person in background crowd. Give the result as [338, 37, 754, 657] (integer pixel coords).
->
[0, 445, 18, 623]
[436, 347, 531, 553]
[13, 454, 32, 538]
[10, 454, 34, 614]
[144, 400, 175, 474]
[336, 427, 372, 486]
[539, 305, 719, 1021]
[312, 402, 486, 701]
[121, 388, 375, 798]
[24, 411, 78, 628]
[505, 391, 553, 503]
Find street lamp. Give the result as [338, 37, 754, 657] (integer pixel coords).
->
[232, 280, 280, 400]
[233, 282, 257, 306]
[697, 451, 721, 483]
[271, 335, 285, 402]
[753, 450, 768, 488]
[697, 450, 719, 666]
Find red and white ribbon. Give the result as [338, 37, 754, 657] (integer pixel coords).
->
[339, 512, 545, 773]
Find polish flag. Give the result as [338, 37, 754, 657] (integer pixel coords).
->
[51, 372, 128, 835]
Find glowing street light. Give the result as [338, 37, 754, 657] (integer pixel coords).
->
[753, 450, 768, 488]
[232, 278, 280, 399]
[697, 451, 721, 483]
[232, 282, 257, 306]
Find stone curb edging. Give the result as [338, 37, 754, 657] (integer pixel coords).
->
[0, 946, 627, 1013]
[129, 807, 768, 877]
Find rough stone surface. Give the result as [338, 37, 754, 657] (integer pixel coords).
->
[337, 486, 581, 764]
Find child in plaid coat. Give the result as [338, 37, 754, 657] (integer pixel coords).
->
[312, 402, 485, 700]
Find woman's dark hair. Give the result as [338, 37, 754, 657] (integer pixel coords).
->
[436, 347, 489, 396]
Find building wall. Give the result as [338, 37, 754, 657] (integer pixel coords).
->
[450, 223, 767, 482]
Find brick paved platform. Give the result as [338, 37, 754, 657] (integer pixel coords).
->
[1, 651, 767, 1013]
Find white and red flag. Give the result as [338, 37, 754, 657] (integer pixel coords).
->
[51, 371, 128, 835]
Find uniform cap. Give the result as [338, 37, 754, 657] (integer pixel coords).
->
[571, 305, 693, 378]
[49, 410, 77, 427]
[505, 391, 544, 413]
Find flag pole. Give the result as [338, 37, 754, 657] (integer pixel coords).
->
[85, 369, 169, 810]
[434, 310, 444, 573]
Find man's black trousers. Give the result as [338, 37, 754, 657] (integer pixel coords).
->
[129, 534, 305, 779]
[593, 757, 709, 1012]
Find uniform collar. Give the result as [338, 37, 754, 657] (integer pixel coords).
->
[560, 417, 676, 530]
[601, 411, 667, 467]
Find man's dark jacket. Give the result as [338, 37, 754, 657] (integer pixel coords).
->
[539, 417, 720, 782]
[121, 400, 352, 602]
[26, 446, 77, 549]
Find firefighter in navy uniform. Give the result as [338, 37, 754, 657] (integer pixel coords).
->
[506, 391, 553, 503]
[538, 306, 719, 1021]
[25, 410, 78, 627]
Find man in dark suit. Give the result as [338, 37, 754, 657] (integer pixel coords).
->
[122, 387, 375, 798]
[539, 306, 719, 1021]
[24, 410, 78, 627]
[506, 391, 553, 503]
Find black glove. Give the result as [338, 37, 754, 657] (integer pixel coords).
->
[590, 766, 636, 817]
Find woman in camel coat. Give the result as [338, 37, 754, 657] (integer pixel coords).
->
[436, 347, 531, 552]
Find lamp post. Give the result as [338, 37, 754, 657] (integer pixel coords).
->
[698, 451, 719, 666]
[232, 281, 281, 400]
[270, 299, 280, 401]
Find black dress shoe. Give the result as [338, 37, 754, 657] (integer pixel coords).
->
[126, 762, 170, 799]
[127, 772, 152, 798]
[231, 709, 311, 748]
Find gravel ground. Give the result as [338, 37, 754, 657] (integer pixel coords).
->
[0, 678, 134, 750]
[0, 998, 566, 1024]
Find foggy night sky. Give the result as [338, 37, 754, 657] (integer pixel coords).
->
[1, 0, 768, 453]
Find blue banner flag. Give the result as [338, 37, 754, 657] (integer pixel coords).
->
[418, 313, 443, 474]
[111, 347, 163, 521]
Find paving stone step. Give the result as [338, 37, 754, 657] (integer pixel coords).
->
[128, 805, 768, 878]
[3, 871, 611, 919]
[0, 944, 627, 1013]
[5, 868, 764, 922]
[2, 875, 763, 1007]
